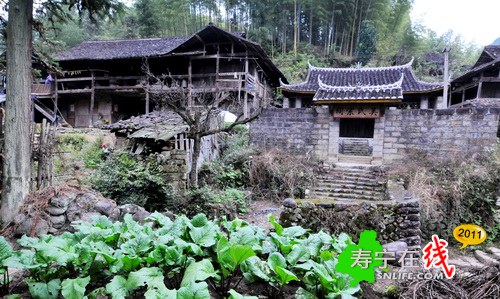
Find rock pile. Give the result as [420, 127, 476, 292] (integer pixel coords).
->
[10, 185, 156, 237]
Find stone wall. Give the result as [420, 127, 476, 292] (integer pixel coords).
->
[382, 107, 500, 162]
[280, 195, 421, 249]
[250, 107, 331, 160]
[156, 149, 189, 190]
[250, 107, 500, 162]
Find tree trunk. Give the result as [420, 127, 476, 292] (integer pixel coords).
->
[350, 0, 359, 57]
[189, 133, 202, 188]
[1, 0, 33, 227]
[308, 5, 313, 45]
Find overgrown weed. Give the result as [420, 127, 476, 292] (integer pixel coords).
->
[391, 143, 500, 241]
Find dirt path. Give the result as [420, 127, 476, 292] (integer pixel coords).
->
[240, 199, 281, 230]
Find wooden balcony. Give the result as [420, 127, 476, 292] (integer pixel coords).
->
[32, 83, 54, 97]
[32, 71, 272, 101]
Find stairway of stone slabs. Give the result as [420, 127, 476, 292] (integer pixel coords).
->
[308, 163, 388, 202]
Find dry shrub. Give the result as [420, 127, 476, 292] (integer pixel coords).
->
[248, 148, 318, 201]
[399, 265, 500, 299]
[389, 144, 500, 241]
[399, 276, 468, 299]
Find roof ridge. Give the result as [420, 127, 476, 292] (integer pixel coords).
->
[308, 57, 414, 72]
[317, 73, 405, 91]
[81, 36, 188, 44]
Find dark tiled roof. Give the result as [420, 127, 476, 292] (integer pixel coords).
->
[472, 45, 500, 68]
[57, 36, 190, 61]
[313, 74, 403, 102]
[280, 59, 442, 94]
[56, 25, 287, 87]
[453, 46, 500, 83]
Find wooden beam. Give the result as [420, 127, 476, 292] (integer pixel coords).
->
[94, 76, 142, 80]
[94, 86, 143, 90]
[479, 77, 500, 83]
[189, 53, 249, 59]
[57, 89, 92, 94]
[56, 77, 93, 82]
[451, 81, 479, 94]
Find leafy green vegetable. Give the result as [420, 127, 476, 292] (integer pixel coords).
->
[27, 279, 61, 299]
[228, 289, 259, 299]
[177, 282, 210, 299]
[61, 276, 90, 299]
[180, 259, 218, 287]
[5, 214, 360, 298]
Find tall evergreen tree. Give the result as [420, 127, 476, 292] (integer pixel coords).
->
[356, 20, 377, 65]
[0, 0, 124, 227]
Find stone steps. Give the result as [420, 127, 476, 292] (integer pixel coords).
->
[316, 181, 385, 190]
[449, 247, 500, 271]
[311, 192, 386, 201]
[313, 187, 384, 196]
[309, 163, 387, 202]
[318, 176, 381, 183]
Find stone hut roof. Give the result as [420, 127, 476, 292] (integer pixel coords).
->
[106, 110, 189, 141]
[280, 59, 442, 94]
[313, 74, 404, 103]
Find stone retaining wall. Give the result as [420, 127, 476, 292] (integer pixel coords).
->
[382, 107, 500, 162]
[250, 107, 500, 162]
[249, 107, 331, 160]
[280, 196, 421, 249]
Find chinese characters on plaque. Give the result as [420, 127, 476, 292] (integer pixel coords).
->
[333, 105, 381, 119]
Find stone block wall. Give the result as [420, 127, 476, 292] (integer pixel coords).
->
[280, 196, 421, 249]
[250, 107, 500, 163]
[383, 107, 500, 162]
[250, 107, 331, 160]
[156, 149, 189, 190]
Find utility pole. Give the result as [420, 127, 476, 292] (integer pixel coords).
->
[443, 46, 450, 107]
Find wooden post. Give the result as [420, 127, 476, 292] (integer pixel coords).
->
[476, 81, 483, 99]
[145, 90, 150, 113]
[443, 47, 450, 107]
[188, 58, 193, 107]
[244, 54, 249, 118]
[53, 75, 58, 115]
[215, 46, 220, 93]
[89, 71, 95, 127]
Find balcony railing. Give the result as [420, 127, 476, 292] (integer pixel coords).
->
[31, 71, 271, 99]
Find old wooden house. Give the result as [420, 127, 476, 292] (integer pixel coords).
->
[34, 24, 285, 127]
[451, 45, 500, 106]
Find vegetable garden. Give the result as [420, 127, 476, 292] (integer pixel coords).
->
[0, 214, 360, 298]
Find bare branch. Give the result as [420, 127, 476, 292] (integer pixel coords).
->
[200, 107, 264, 137]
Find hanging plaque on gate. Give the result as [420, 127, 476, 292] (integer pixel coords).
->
[333, 105, 381, 118]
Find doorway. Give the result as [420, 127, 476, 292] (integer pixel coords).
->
[339, 119, 375, 138]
